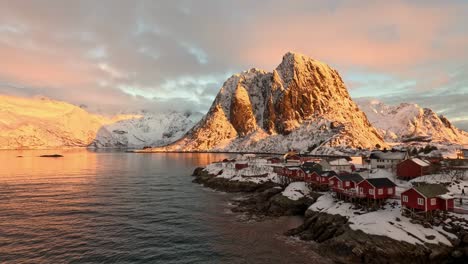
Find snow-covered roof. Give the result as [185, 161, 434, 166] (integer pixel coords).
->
[369, 151, 407, 160]
[438, 194, 454, 200]
[329, 158, 350, 166]
[410, 158, 430, 167]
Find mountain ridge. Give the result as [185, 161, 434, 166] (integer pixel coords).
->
[0, 95, 196, 149]
[357, 98, 468, 144]
[147, 52, 387, 153]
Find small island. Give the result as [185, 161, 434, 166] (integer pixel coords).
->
[39, 154, 64, 158]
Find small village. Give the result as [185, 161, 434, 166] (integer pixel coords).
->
[204, 147, 468, 247]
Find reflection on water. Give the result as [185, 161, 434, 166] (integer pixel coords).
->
[0, 150, 329, 263]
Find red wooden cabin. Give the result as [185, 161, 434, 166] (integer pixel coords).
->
[357, 178, 396, 200]
[396, 158, 431, 180]
[401, 184, 454, 212]
[283, 167, 303, 180]
[303, 170, 320, 183]
[329, 173, 364, 197]
[316, 171, 337, 186]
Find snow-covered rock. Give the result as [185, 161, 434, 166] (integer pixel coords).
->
[149, 52, 386, 152]
[0, 95, 196, 149]
[282, 182, 311, 201]
[357, 99, 468, 144]
[310, 193, 453, 246]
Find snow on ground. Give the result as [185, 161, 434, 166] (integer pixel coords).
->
[204, 158, 280, 184]
[310, 193, 453, 246]
[281, 182, 310, 201]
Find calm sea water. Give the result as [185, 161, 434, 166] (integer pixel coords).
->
[0, 150, 329, 263]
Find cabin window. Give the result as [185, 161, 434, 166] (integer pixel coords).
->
[359, 187, 363, 194]
[378, 189, 383, 195]
[316, 176, 320, 181]
[345, 181, 350, 187]
[388, 188, 393, 194]
[417, 198, 424, 205]
[430, 198, 436, 206]
[330, 180, 334, 185]
[377, 165, 385, 169]
[369, 189, 374, 195]
[338, 182, 342, 188]
[402, 195, 408, 202]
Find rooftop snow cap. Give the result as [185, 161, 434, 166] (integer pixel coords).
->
[413, 183, 449, 198]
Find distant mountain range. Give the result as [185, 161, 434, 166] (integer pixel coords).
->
[0, 95, 198, 149]
[0, 53, 466, 151]
[357, 99, 468, 144]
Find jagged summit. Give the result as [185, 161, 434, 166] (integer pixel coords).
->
[149, 52, 386, 153]
[357, 98, 468, 144]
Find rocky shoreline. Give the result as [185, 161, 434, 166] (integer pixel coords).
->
[192, 167, 468, 263]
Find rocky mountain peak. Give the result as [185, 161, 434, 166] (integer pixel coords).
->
[155, 52, 386, 152]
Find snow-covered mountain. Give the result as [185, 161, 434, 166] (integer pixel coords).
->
[357, 99, 468, 144]
[147, 52, 386, 153]
[91, 111, 200, 148]
[0, 95, 196, 149]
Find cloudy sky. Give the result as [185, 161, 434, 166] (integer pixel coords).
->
[0, 0, 467, 129]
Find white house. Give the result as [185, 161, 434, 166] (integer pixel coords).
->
[369, 150, 408, 170]
[329, 158, 353, 172]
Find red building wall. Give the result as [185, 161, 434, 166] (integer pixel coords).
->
[397, 160, 430, 179]
[357, 180, 373, 198]
[319, 176, 329, 185]
[401, 188, 426, 211]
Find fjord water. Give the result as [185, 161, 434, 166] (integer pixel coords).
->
[0, 150, 328, 263]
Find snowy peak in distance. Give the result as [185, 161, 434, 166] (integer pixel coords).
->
[357, 98, 468, 144]
[148, 52, 386, 153]
[0, 95, 196, 149]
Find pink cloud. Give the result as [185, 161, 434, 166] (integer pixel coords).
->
[233, 1, 467, 72]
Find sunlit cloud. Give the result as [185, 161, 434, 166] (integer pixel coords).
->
[0, 0, 466, 130]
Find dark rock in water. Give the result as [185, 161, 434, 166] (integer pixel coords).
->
[16, 155, 23, 158]
[39, 154, 64, 158]
[192, 167, 205, 176]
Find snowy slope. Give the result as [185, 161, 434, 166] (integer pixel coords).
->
[91, 111, 199, 148]
[357, 99, 468, 144]
[0, 95, 196, 149]
[145, 52, 386, 153]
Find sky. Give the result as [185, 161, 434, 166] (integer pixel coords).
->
[0, 0, 467, 129]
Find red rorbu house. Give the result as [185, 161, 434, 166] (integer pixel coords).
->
[303, 169, 320, 184]
[396, 158, 431, 180]
[356, 178, 397, 201]
[314, 171, 338, 186]
[329, 173, 364, 198]
[285, 167, 304, 181]
[401, 184, 454, 213]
